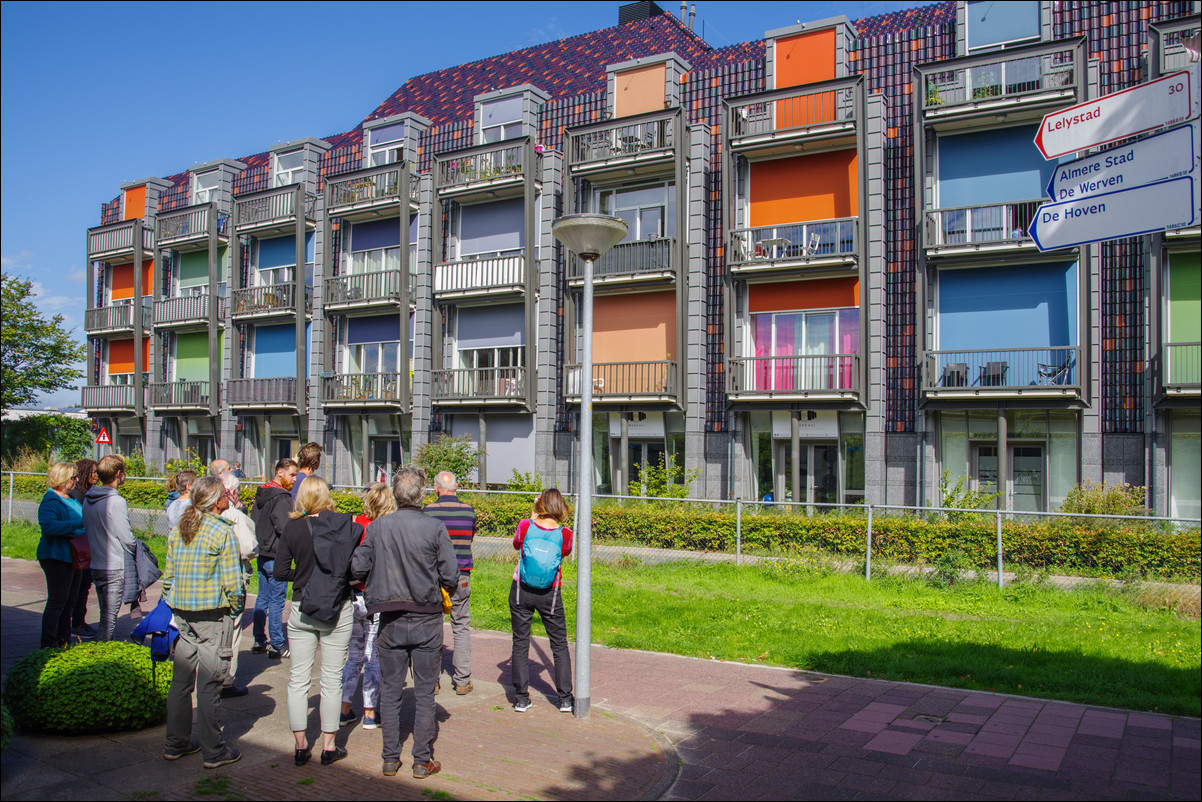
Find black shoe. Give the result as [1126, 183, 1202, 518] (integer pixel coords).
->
[382, 759, 401, 776]
[267, 647, 289, 660]
[295, 747, 312, 767]
[251, 642, 267, 655]
[221, 685, 249, 698]
[320, 746, 347, 766]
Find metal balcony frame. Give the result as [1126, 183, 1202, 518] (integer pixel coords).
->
[723, 75, 862, 155]
[433, 136, 540, 202]
[563, 361, 678, 405]
[430, 366, 529, 407]
[564, 107, 682, 180]
[726, 354, 862, 402]
[321, 372, 409, 410]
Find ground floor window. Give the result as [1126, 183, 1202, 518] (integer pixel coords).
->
[586, 411, 685, 495]
[745, 410, 864, 505]
[1169, 409, 1200, 520]
[344, 415, 410, 488]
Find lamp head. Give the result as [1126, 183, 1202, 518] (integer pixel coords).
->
[552, 214, 628, 260]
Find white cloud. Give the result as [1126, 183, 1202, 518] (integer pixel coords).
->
[68, 267, 87, 283]
[1, 250, 36, 271]
[28, 280, 83, 313]
[524, 18, 568, 44]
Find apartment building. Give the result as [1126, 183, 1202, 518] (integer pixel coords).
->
[81, 0, 1201, 517]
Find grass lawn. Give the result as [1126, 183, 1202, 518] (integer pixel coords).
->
[6, 521, 1197, 716]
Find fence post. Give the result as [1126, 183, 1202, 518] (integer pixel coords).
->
[735, 498, 742, 566]
[995, 508, 1004, 589]
[7, 472, 13, 523]
[865, 503, 873, 581]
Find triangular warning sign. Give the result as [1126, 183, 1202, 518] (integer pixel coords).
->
[95, 427, 112, 445]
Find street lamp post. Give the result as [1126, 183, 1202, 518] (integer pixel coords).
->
[552, 213, 627, 720]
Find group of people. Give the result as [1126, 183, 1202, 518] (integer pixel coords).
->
[35, 443, 577, 779]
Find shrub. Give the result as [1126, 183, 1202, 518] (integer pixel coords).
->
[1059, 480, 1149, 516]
[507, 469, 544, 493]
[634, 453, 699, 500]
[3, 642, 172, 733]
[414, 434, 481, 486]
[1, 415, 93, 465]
[164, 448, 205, 478]
[937, 471, 1001, 521]
[1, 702, 12, 752]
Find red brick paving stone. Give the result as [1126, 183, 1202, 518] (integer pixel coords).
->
[1172, 736, 1202, 750]
[964, 741, 1018, 759]
[838, 718, 890, 734]
[926, 729, 974, 746]
[864, 730, 924, 755]
[1009, 745, 1066, 771]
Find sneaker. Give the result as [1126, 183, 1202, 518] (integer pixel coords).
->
[412, 760, 441, 779]
[72, 624, 98, 640]
[454, 681, 474, 696]
[251, 642, 267, 655]
[320, 746, 348, 766]
[164, 740, 201, 760]
[267, 647, 289, 660]
[362, 713, 380, 730]
[339, 710, 357, 727]
[203, 747, 241, 769]
[559, 699, 575, 713]
[220, 685, 249, 698]
[382, 759, 401, 776]
[513, 699, 531, 713]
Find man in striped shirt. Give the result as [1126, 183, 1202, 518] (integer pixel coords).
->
[423, 471, 476, 695]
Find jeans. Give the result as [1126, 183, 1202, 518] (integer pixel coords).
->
[286, 600, 354, 733]
[341, 596, 380, 709]
[92, 568, 125, 642]
[509, 581, 573, 706]
[252, 559, 287, 650]
[39, 559, 82, 648]
[378, 610, 443, 764]
[448, 571, 472, 686]
[166, 609, 235, 762]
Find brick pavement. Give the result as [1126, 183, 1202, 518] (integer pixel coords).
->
[2, 555, 1199, 800]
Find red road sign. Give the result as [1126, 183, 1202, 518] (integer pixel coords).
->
[95, 427, 111, 445]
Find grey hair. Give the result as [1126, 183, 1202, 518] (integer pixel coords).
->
[433, 471, 457, 492]
[218, 471, 239, 494]
[178, 476, 225, 544]
[392, 466, 427, 508]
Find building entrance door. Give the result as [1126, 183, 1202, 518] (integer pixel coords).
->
[771, 442, 838, 505]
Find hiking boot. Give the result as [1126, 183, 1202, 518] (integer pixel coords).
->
[412, 760, 441, 779]
[382, 759, 401, 776]
[164, 740, 201, 760]
[513, 699, 531, 713]
[203, 747, 241, 769]
[454, 681, 474, 696]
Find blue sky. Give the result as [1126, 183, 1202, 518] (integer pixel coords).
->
[0, 0, 928, 408]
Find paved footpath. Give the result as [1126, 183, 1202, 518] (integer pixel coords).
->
[1, 556, 1198, 801]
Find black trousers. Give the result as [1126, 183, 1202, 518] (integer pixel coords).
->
[40, 559, 82, 648]
[72, 567, 92, 628]
[509, 581, 573, 705]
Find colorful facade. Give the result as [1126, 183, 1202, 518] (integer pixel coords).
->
[82, 1, 1201, 516]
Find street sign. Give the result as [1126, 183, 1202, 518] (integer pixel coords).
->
[1030, 176, 1196, 252]
[1034, 69, 1199, 160]
[1046, 122, 1199, 201]
[95, 427, 112, 445]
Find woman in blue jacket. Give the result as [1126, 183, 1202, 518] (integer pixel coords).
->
[38, 462, 86, 648]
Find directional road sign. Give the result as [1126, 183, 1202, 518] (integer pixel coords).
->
[1046, 122, 1199, 201]
[1030, 176, 1196, 252]
[1035, 69, 1199, 160]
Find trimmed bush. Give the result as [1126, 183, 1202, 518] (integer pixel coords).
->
[1, 702, 12, 752]
[3, 642, 172, 734]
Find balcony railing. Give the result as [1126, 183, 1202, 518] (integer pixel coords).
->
[157, 205, 227, 245]
[727, 355, 860, 397]
[565, 361, 676, 400]
[568, 116, 675, 165]
[728, 79, 857, 141]
[728, 219, 858, 266]
[1164, 342, 1201, 392]
[327, 164, 417, 214]
[921, 44, 1080, 112]
[438, 144, 525, 189]
[926, 200, 1041, 250]
[434, 254, 524, 298]
[322, 372, 407, 406]
[324, 270, 408, 308]
[431, 367, 527, 402]
[924, 347, 1081, 393]
[86, 303, 137, 333]
[1159, 25, 1201, 74]
[81, 385, 142, 411]
[88, 220, 154, 258]
[235, 186, 315, 230]
[148, 381, 217, 410]
[231, 284, 309, 317]
[568, 238, 675, 283]
[227, 377, 300, 407]
[154, 295, 227, 325]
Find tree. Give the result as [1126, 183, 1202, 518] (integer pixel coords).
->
[413, 434, 482, 486]
[0, 414, 92, 463]
[0, 275, 87, 408]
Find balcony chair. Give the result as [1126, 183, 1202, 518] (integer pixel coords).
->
[980, 361, 1008, 387]
[1037, 354, 1075, 386]
[943, 362, 968, 387]
[805, 232, 822, 256]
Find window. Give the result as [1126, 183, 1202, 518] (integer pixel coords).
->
[597, 183, 675, 242]
[460, 345, 523, 371]
[455, 199, 524, 260]
[966, 0, 1040, 51]
[480, 97, 523, 144]
[273, 150, 304, 187]
[192, 170, 219, 204]
[367, 122, 406, 167]
[349, 218, 414, 274]
[346, 315, 402, 374]
[256, 235, 313, 286]
[751, 308, 860, 391]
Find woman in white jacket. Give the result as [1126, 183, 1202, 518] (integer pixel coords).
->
[217, 471, 258, 698]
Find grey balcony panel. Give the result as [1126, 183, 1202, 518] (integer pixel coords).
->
[324, 271, 407, 309]
[920, 41, 1080, 116]
[86, 304, 135, 333]
[923, 347, 1081, 396]
[437, 143, 528, 193]
[727, 354, 861, 399]
[925, 200, 1043, 252]
[567, 238, 675, 285]
[564, 361, 677, 402]
[728, 78, 858, 146]
[434, 255, 525, 299]
[568, 114, 675, 167]
[327, 164, 416, 215]
[234, 186, 316, 231]
[322, 372, 408, 407]
[227, 377, 300, 408]
[154, 295, 219, 326]
[1164, 341, 1201, 394]
[88, 220, 155, 259]
[81, 385, 142, 411]
[431, 367, 527, 404]
[157, 205, 228, 246]
[149, 381, 217, 410]
[728, 219, 857, 270]
[231, 284, 309, 318]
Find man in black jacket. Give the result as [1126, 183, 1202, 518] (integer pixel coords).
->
[250, 458, 297, 659]
[352, 466, 458, 780]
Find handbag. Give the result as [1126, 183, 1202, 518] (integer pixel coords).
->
[69, 534, 91, 570]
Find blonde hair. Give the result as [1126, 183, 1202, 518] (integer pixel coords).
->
[362, 482, 397, 521]
[533, 488, 570, 524]
[289, 475, 337, 519]
[178, 476, 224, 545]
[47, 462, 75, 492]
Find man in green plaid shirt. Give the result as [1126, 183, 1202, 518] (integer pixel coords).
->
[162, 476, 246, 769]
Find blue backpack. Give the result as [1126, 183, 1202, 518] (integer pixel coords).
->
[519, 522, 564, 590]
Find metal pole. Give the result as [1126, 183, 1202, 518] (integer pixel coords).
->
[7, 473, 13, 523]
[995, 508, 1004, 589]
[575, 255, 594, 720]
[865, 503, 873, 581]
[735, 498, 742, 565]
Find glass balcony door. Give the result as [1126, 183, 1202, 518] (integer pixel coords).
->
[972, 444, 1044, 511]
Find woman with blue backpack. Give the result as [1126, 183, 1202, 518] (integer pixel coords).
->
[509, 488, 574, 714]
